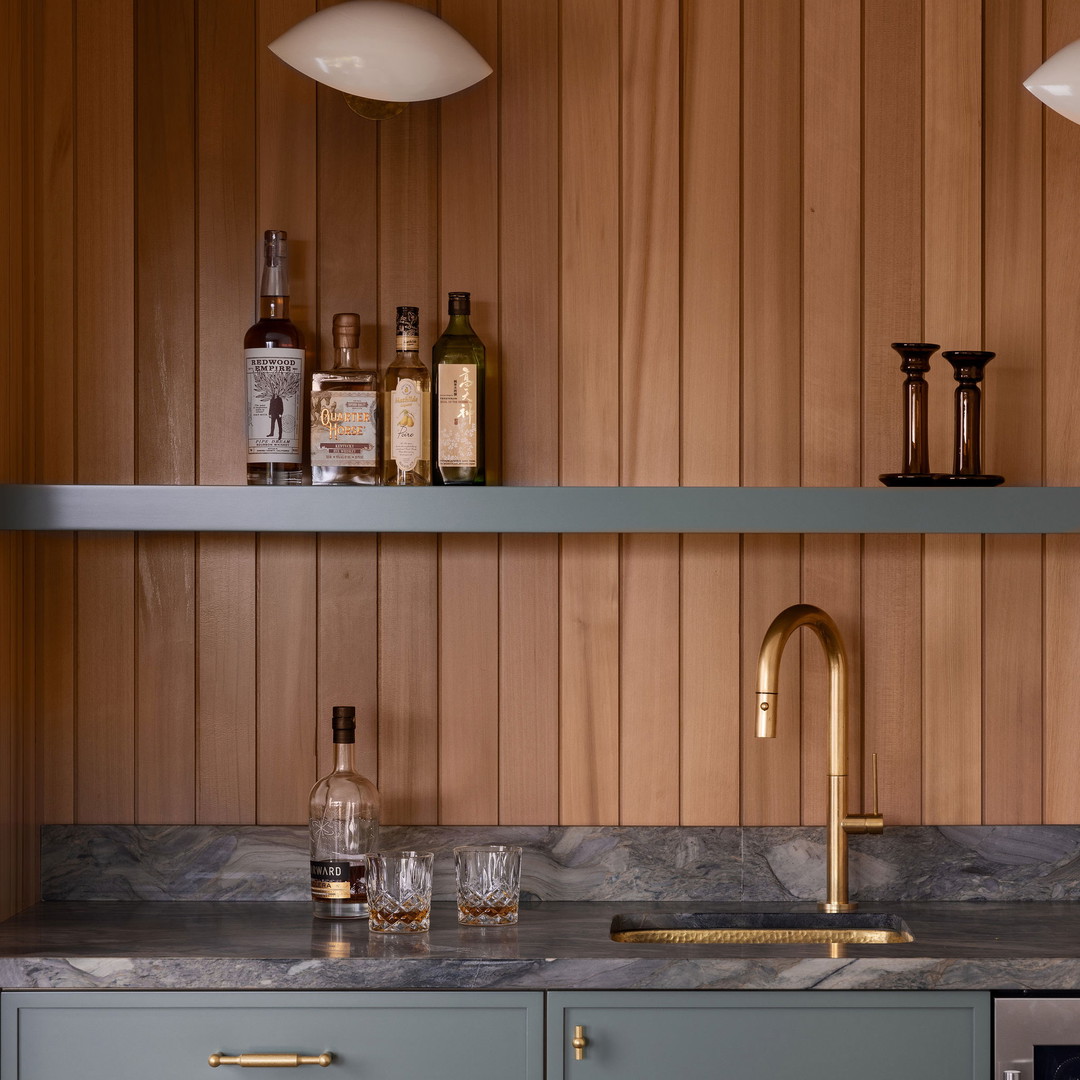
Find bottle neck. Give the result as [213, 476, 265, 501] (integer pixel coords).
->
[444, 313, 472, 335]
[259, 260, 290, 320]
[333, 741, 356, 773]
[332, 345, 361, 371]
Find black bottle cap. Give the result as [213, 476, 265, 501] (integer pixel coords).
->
[448, 291, 470, 316]
[331, 705, 356, 743]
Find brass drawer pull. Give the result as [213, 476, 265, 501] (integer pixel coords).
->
[208, 1052, 333, 1068]
[571, 1026, 588, 1061]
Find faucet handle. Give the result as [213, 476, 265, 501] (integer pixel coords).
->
[843, 752, 885, 835]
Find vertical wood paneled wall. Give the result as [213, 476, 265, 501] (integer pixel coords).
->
[18, 0, 1080, 840]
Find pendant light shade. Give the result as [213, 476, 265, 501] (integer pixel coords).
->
[1025, 38, 1080, 125]
[268, 0, 492, 118]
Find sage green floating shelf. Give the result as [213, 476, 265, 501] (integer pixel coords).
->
[0, 484, 1075, 534]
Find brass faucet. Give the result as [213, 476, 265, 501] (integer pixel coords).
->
[755, 604, 883, 913]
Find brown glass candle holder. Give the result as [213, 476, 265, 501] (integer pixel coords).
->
[940, 350, 1003, 486]
[879, 342, 949, 486]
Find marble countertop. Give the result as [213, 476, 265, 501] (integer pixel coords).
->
[3, 900, 1080, 991]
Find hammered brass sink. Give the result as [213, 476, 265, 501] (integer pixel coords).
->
[609, 911, 914, 945]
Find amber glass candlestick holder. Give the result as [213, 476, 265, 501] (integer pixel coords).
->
[941, 350, 1004, 486]
[879, 342, 947, 486]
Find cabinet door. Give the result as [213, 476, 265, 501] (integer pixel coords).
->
[1, 990, 543, 1080]
[548, 990, 990, 1080]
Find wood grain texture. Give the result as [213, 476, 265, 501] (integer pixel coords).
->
[861, 0, 924, 826]
[1043, 0, 1080, 823]
[557, 0, 620, 825]
[618, 0, 680, 825]
[196, 535, 256, 824]
[982, 0, 1044, 825]
[679, 0, 741, 827]
[800, 0, 862, 825]
[922, 0, 983, 826]
[740, 0, 802, 826]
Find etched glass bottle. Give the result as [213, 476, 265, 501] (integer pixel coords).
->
[308, 706, 380, 919]
[383, 306, 432, 485]
[245, 229, 304, 485]
[433, 291, 485, 485]
[310, 313, 380, 485]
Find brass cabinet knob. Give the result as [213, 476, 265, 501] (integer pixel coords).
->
[571, 1026, 588, 1061]
[208, 1052, 333, 1067]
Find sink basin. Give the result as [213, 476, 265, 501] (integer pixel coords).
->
[609, 911, 914, 945]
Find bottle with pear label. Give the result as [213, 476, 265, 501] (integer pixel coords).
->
[245, 229, 304, 485]
[433, 291, 485, 485]
[383, 306, 431, 485]
[308, 706, 380, 919]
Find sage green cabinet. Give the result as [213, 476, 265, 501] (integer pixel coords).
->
[548, 991, 990, 1080]
[1, 990, 544, 1080]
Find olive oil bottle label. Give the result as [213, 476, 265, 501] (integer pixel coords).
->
[310, 390, 377, 468]
[390, 379, 423, 471]
[437, 364, 478, 468]
[245, 347, 303, 463]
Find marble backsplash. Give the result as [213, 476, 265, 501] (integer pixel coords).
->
[39, 824, 1080, 903]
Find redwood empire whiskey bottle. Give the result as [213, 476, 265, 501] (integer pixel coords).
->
[245, 230, 304, 485]
[310, 313, 380, 485]
[383, 306, 431, 485]
[309, 707, 380, 919]
[433, 291, 485, 485]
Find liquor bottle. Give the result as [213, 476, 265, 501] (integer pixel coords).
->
[433, 291, 485, 485]
[245, 229, 305, 485]
[383, 306, 432, 485]
[309, 706, 380, 919]
[310, 313, 380, 485]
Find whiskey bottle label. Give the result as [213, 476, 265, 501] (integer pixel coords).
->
[246, 348, 304, 464]
[390, 379, 423, 471]
[310, 859, 366, 902]
[310, 390, 378, 467]
[437, 364, 478, 468]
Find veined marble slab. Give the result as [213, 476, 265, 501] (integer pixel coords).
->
[40, 824, 1080, 903]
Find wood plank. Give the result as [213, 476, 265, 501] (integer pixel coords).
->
[679, 0, 740, 825]
[378, 534, 439, 824]
[861, 0, 923, 825]
[376, 0, 439, 826]
[559, 533, 619, 825]
[33, 0, 76, 824]
[254, 0, 318, 824]
[495, 0, 558, 824]
[196, 535, 256, 823]
[618, 0, 680, 825]
[437, 0, 500, 824]
[499, 535, 558, 824]
[73, 0, 136, 823]
[982, 0, 1044, 824]
[1043, 0, 1080, 822]
[558, 0, 620, 825]
[740, 0, 802, 825]
[438, 534, 499, 824]
[801, 0, 862, 825]
[194, 1, 257, 822]
[922, 0, 983, 825]
[862, 535, 923, 824]
[313, 1, 379, 788]
[135, 0, 196, 823]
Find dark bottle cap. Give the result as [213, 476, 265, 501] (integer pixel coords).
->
[448, 291, 471, 316]
[396, 306, 420, 336]
[331, 705, 356, 743]
[332, 312, 361, 350]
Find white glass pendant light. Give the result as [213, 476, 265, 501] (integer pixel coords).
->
[268, 0, 492, 120]
[1025, 38, 1080, 125]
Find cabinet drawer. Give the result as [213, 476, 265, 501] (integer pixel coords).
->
[548, 990, 991, 1080]
[1, 990, 543, 1080]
